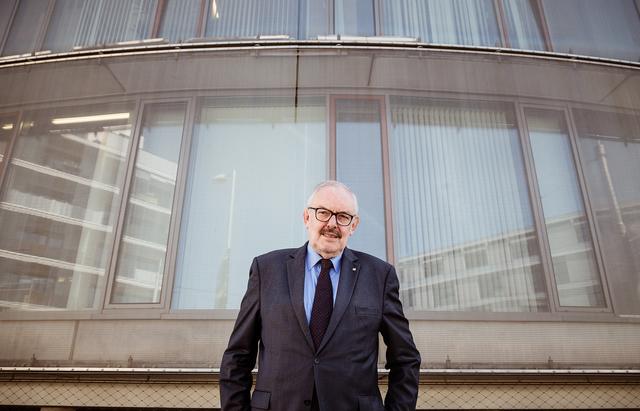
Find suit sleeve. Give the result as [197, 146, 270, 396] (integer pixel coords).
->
[380, 264, 421, 411]
[219, 257, 262, 411]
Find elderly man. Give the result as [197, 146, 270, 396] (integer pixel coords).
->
[220, 180, 420, 411]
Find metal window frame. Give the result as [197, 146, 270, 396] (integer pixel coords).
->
[0, 0, 19, 56]
[518, 103, 613, 314]
[103, 97, 194, 311]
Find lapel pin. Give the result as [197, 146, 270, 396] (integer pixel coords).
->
[352, 267, 356, 271]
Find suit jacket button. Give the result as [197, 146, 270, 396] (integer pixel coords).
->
[314, 358, 319, 364]
[304, 400, 311, 406]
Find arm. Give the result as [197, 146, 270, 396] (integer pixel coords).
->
[219, 258, 262, 411]
[380, 264, 421, 411]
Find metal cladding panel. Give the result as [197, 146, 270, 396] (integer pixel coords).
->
[0, 321, 75, 362]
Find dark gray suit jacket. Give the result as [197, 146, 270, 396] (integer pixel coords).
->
[220, 244, 420, 411]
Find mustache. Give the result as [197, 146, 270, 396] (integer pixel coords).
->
[320, 227, 342, 238]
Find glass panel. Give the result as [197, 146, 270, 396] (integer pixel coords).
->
[335, 0, 374, 36]
[542, 0, 640, 61]
[336, 99, 386, 260]
[43, 0, 157, 52]
[110, 103, 186, 304]
[158, 0, 201, 43]
[2, 0, 49, 56]
[574, 108, 640, 314]
[525, 108, 605, 308]
[381, 0, 501, 47]
[0, 0, 17, 49]
[172, 97, 325, 309]
[389, 97, 548, 312]
[299, 0, 330, 39]
[502, 0, 546, 51]
[205, 0, 299, 39]
[0, 103, 134, 310]
[0, 114, 16, 163]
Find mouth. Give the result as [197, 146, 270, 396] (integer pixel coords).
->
[320, 228, 341, 239]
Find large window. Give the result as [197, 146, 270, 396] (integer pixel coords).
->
[574, 108, 640, 314]
[0, 103, 135, 310]
[542, 0, 640, 61]
[43, 0, 157, 52]
[382, 0, 502, 47]
[171, 97, 326, 309]
[388, 97, 549, 312]
[525, 108, 606, 308]
[110, 102, 187, 304]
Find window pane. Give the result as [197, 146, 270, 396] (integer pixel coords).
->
[0, 114, 16, 163]
[0, 103, 134, 310]
[542, 0, 640, 61]
[336, 99, 386, 260]
[2, 0, 49, 56]
[382, 0, 501, 47]
[0, 0, 17, 49]
[299, 0, 330, 39]
[172, 97, 325, 309]
[43, 0, 157, 52]
[389, 97, 548, 312]
[502, 0, 546, 51]
[335, 0, 374, 36]
[158, 0, 201, 43]
[110, 103, 186, 304]
[205, 0, 299, 39]
[526, 108, 605, 308]
[574, 108, 640, 314]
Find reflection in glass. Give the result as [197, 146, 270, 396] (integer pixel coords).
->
[0, 103, 134, 310]
[2, 0, 49, 56]
[389, 97, 548, 312]
[158, 0, 201, 43]
[111, 103, 187, 304]
[574, 109, 640, 314]
[336, 99, 386, 260]
[526, 108, 605, 307]
[43, 0, 158, 52]
[542, 0, 640, 61]
[382, 0, 501, 47]
[0, 1, 17, 50]
[173, 97, 325, 309]
[502, 0, 546, 51]
[335, 0, 374, 36]
[0, 114, 16, 163]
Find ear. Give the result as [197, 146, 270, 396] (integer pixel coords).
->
[303, 208, 310, 226]
[349, 216, 360, 234]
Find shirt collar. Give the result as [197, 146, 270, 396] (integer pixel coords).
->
[306, 243, 343, 272]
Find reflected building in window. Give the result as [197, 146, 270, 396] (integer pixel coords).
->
[1, 0, 640, 410]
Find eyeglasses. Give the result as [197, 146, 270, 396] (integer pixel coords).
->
[307, 207, 355, 226]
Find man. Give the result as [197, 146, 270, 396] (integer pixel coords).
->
[220, 181, 420, 411]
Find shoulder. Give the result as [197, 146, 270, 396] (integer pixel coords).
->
[254, 246, 302, 264]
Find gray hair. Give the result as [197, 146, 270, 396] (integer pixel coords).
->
[306, 180, 359, 214]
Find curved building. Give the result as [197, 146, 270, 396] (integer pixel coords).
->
[1, 0, 639, 409]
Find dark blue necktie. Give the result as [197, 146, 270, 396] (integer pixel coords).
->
[309, 258, 333, 349]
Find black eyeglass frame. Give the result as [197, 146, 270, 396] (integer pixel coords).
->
[307, 207, 356, 226]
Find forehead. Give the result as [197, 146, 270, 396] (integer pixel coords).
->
[309, 186, 356, 213]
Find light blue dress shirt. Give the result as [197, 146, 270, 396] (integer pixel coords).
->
[304, 243, 342, 324]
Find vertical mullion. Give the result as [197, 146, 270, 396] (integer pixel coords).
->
[494, 0, 509, 48]
[102, 98, 145, 310]
[35, 0, 56, 52]
[162, 97, 198, 311]
[564, 107, 614, 312]
[373, 0, 382, 36]
[382, 94, 395, 264]
[328, 95, 336, 179]
[515, 102, 560, 312]
[0, 0, 19, 55]
[533, 0, 552, 51]
[198, 0, 208, 38]
[150, 0, 166, 38]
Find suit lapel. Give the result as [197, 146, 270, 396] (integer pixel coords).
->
[317, 247, 360, 353]
[287, 244, 315, 351]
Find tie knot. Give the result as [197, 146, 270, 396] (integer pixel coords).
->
[320, 258, 332, 273]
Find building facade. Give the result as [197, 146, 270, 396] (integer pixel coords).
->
[0, 0, 639, 409]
